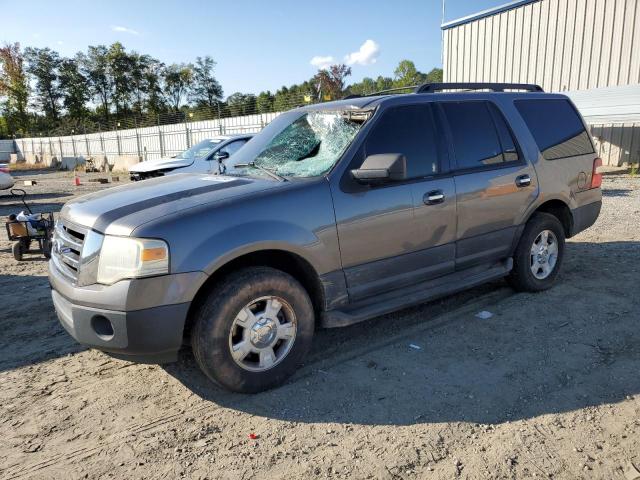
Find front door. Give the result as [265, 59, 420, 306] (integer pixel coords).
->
[332, 103, 457, 302]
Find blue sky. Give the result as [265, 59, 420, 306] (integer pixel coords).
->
[1, 0, 501, 96]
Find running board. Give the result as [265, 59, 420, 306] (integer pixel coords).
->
[320, 258, 512, 328]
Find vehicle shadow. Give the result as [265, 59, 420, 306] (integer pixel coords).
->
[166, 240, 640, 426]
[0, 273, 86, 373]
[601, 188, 632, 197]
[0, 201, 67, 216]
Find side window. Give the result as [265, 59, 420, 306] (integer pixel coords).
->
[365, 104, 439, 179]
[514, 99, 594, 160]
[220, 140, 247, 157]
[488, 103, 520, 162]
[441, 101, 517, 170]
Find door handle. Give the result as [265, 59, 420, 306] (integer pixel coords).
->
[424, 190, 445, 205]
[515, 174, 531, 187]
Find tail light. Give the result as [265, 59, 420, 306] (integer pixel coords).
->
[0, 166, 9, 174]
[590, 157, 602, 188]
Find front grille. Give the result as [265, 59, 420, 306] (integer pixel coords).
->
[52, 219, 88, 283]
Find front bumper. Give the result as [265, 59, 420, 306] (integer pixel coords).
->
[52, 290, 189, 363]
[49, 261, 207, 363]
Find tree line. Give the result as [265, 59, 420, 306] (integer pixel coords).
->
[0, 41, 441, 138]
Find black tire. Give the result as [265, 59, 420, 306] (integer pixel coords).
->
[507, 212, 565, 292]
[42, 238, 52, 259]
[12, 241, 23, 261]
[191, 267, 315, 393]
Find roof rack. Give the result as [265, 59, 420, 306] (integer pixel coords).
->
[343, 86, 419, 100]
[343, 82, 544, 100]
[415, 82, 544, 93]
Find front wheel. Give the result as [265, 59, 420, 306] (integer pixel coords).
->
[191, 267, 315, 393]
[507, 212, 565, 292]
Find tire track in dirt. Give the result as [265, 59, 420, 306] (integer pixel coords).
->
[3, 288, 513, 479]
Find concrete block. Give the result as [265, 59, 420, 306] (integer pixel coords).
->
[111, 155, 140, 172]
[9, 153, 24, 164]
[41, 152, 58, 168]
[24, 152, 39, 165]
[60, 156, 86, 170]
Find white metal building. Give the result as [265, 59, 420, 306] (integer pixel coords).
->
[442, 0, 640, 166]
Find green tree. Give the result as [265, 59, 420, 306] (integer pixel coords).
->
[424, 67, 443, 83]
[256, 90, 274, 113]
[0, 43, 29, 134]
[190, 56, 223, 109]
[107, 42, 135, 116]
[313, 64, 351, 100]
[58, 58, 89, 121]
[144, 59, 167, 115]
[163, 63, 193, 110]
[393, 59, 423, 88]
[78, 45, 113, 122]
[226, 92, 257, 116]
[24, 47, 62, 123]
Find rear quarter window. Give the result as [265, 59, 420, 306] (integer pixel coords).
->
[515, 99, 594, 160]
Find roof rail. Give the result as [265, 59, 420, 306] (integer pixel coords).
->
[415, 82, 544, 93]
[343, 85, 420, 100]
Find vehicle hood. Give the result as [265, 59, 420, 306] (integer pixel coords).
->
[128, 156, 193, 173]
[60, 173, 282, 235]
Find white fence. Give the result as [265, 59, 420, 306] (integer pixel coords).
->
[13, 112, 281, 164]
[8, 111, 640, 168]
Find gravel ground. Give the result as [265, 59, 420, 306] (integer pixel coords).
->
[1, 169, 639, 479]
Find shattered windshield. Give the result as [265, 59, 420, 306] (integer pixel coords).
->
[177, 138, 222, 160]
[227, 110, 367, 178]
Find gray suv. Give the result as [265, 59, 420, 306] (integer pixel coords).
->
[49, 83, 602, 393]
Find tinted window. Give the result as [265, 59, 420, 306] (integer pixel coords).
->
[365, 105, 439, 178]
[488, 103, 520, 162]
[515, 99, 594, 160]
[442, 101, 511, 169]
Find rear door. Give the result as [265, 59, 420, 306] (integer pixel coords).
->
[439, 100, 537, 269]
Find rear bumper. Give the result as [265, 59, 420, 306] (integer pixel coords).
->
[52, 289, 189, 363]
[570, 199, 602, 236]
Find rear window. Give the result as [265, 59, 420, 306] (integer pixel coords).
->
[515, 99, 594, 160]
[441, 101, 520, 170]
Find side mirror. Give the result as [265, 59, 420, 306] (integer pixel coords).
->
[351, 153, 407, 184]
[215, 151, 230, 161]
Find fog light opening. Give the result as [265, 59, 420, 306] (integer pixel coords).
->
[91, 315, 115, 340]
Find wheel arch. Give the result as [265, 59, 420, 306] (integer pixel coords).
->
[529, 199, 574, 238]
[184, 248, 325, 339]
[511, 198, 574, 255]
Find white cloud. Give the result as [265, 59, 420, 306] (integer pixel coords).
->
[344, 39, 380, 66]
[111, 25, 140, 35]
[310, 55, 334, 70]
[57, 40, 64, 45]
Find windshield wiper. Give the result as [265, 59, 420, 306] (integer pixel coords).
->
[234, 162, 287, 182]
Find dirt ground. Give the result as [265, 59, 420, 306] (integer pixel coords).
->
[1, 169, 639, 480]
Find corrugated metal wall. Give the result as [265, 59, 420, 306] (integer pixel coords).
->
[443, 0, 640, 92]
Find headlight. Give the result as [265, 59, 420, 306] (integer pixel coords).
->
[96, 236, 169, 285]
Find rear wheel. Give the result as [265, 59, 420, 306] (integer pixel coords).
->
[191, 267, 315, 393]
[12, 241, 23, 261]
[507, 212, 565, 292]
